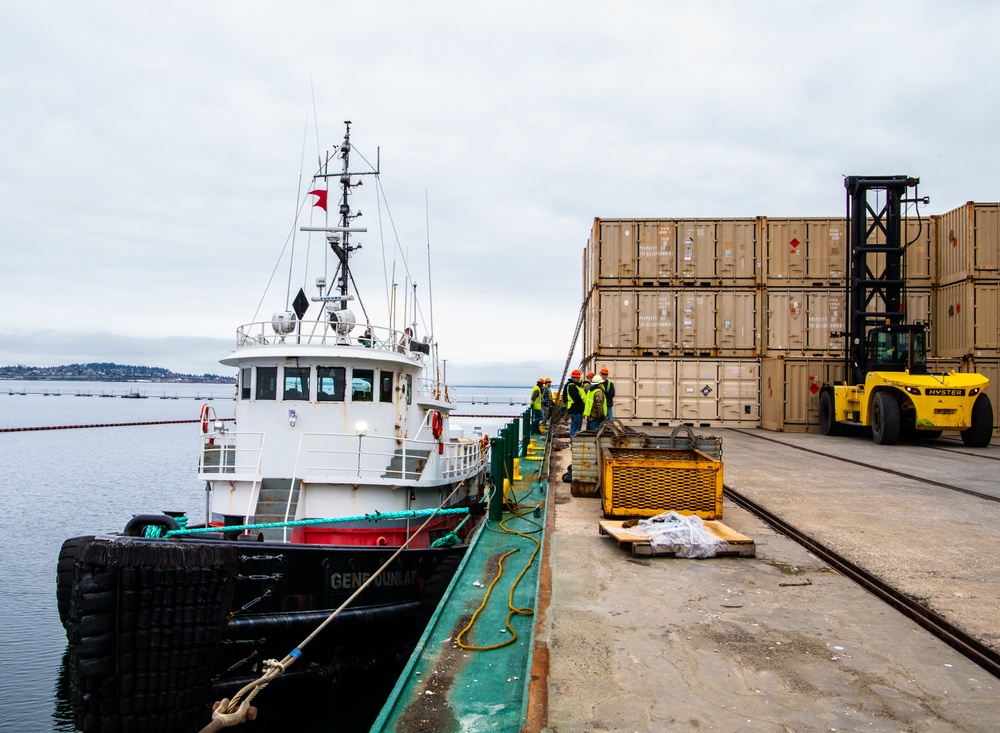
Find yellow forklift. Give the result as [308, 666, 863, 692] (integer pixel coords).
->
[818, 176, 993, 446]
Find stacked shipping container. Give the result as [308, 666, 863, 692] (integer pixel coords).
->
[582, 207, 1000, 433]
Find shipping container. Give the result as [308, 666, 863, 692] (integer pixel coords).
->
[762, 217, 846, 285]
[676, 220, 719, 281]
[597, 289, 638, 351]
[937, 203, 1000, 285]
[677, 292, 717, 353]
[760, 356, 845, 432]
[717, 219, 759, 283]
[593, 219, 638, 283]
[932, 280, 1000, 357]
[634, 358, 676, 424]
[637, 290, 676, 352]
[764, 288, 846, 355]
[965, 357, 1000, 436]
[716, 289, 760, 354]
[636, 220, 676, 282]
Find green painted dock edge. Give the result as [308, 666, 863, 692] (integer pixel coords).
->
[371, 421, 550, 733]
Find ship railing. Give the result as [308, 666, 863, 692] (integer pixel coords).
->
[198, 432, 265, 480]
[234, 319, 434, 356]
[297, 431, 486, 484]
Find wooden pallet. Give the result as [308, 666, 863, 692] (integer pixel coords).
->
[598, 519, 756, 558]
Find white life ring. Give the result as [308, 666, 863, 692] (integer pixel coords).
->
[199, 403, 215, 434]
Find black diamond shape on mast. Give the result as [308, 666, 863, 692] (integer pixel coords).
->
[292, 288, 309, 320]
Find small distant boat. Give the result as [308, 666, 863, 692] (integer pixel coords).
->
[120, 390, 147, 399]
[57, 122, 490, 732]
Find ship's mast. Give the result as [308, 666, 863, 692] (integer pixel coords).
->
[336, 122, 353, 311]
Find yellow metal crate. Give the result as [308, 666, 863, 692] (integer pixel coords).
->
[600, 447, 723, 520]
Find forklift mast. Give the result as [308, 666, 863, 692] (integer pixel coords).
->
[844, 175, 924, 385]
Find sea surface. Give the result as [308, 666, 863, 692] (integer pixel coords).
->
[0, 380, 527, 733]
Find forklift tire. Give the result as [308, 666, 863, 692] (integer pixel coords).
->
[871, 392, 900, 445]
[961, 393, 994, 447]
[819, 391, 844, 436]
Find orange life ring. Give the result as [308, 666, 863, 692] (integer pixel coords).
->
[199, 403, 214, 434]
[431, 410, 443, 439]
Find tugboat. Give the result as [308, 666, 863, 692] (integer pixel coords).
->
[56, 122, 490, 732]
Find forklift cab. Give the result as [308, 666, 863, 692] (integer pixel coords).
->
[865, 325, 927, 374]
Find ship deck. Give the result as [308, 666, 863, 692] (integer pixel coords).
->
[370, 432, 549, 732]
[373, 424, 1000, 732]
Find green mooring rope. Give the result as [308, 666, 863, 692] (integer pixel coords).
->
[161, 506, 473, 538]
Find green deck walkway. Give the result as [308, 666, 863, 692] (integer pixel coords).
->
[371, 430, 549, 733]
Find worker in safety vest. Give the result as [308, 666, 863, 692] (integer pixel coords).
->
[562, 370, 585, 439]
[587, 376, 608, 431]
[598, 366, 615, 420]
[542, 378, 555, 421]
[529, 378, 545, 434]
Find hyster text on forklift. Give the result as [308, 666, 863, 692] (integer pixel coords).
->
[818, 175, 993, 447]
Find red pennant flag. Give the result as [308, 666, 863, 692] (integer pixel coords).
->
[308, 189, 328, 211]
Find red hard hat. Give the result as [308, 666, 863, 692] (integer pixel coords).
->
[600, 367, 609, 374]
[586, 371, 595, 379]
[571, 369, 582, 378]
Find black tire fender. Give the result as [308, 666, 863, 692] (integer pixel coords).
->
[122, 514, 181, 537]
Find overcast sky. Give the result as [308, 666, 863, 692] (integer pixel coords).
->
[3, 2, 1000, 386]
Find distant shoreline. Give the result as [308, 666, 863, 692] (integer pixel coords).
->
[0, 362, 234, 384]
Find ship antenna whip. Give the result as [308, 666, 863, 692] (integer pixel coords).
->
[425, 188, 435, 339]
[199, 482, 473, 732]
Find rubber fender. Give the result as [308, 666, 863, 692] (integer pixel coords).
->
[122, 514, 181, 537]
[56, 535, 95, 627]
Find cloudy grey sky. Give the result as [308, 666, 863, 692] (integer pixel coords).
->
[3, 2, 999, 385]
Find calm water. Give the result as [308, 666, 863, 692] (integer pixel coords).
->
[0, 380, 525, 732]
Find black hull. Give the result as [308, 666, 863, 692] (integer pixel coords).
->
[59, 534, 469, 732]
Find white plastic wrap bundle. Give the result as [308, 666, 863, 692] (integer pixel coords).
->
[632, 511, 729, 558]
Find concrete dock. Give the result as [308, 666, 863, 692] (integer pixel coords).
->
[533, 427, 1000, 733]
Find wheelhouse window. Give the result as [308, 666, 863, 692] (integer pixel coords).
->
[240, 367, 251, 400]
[352, 369, 374, 402]
[380, 371, 394, 402]
[317, 366, 346, 402]
[283, 367, 310, 401]
[255, 367, 277, 400]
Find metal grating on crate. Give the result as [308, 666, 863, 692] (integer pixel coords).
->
[601, 447, 723, 520]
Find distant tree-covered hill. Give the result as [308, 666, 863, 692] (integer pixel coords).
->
[0, 362, 234, 383]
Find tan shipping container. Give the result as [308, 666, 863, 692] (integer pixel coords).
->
[677, 292, 717, 353]
[636, 220, 676, 281]
[717, 219, 759, 283]
[965, 357, 1000, 436]
[593, 219, 638, 283]
[716, 289, 759, 354]
[597, 289, 638, 352]
[932, 280, 1000, 357]
[676, 358, 759, 426]
[762, 217, 846, 286]
[637, 290, 676, 352]
[937, 203, 1000, 285]
[634, 358, 676, 424]
[676, 220, 719, 281]
[719, 360, 760, 424]
[760, 356, 846, 432]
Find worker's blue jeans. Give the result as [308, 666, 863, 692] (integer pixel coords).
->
[569, 413, 583, 438]
[531, 408, 543, 434]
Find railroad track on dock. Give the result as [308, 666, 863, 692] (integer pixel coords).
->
[723, 484, 1000, 681]
[729, 428, 1000, 504]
